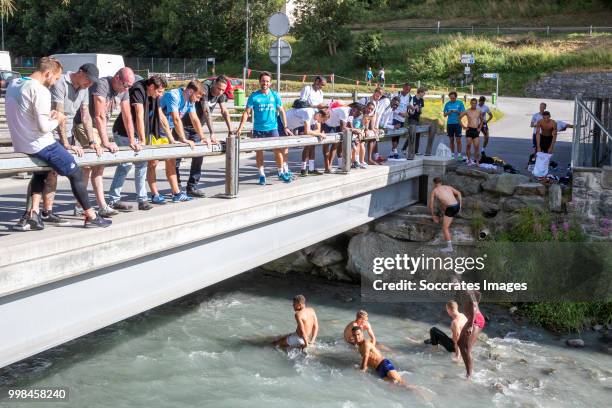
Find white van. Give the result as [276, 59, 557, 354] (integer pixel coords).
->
[51, 53, 124, 77]
[0, 51, 11, 71]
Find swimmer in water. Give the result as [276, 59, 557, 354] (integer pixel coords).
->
[458, 290, 485, 380]
[273, 295, 318, 349]
[352, 326, 423, 395]
[425, 300, 467, 363]
[344, 310, 377, 346]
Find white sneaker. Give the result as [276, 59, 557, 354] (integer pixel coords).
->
[440, 246, 454, 253]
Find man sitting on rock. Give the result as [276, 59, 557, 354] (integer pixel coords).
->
[429, 176, 462, 252]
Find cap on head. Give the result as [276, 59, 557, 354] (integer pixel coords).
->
[79, 63, 99, 84]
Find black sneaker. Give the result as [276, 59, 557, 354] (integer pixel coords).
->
[138, 202, 153, 211]
[110, 201, 134, 212]
[310, 169, 324, 176]
[84, 214, 112, 228]
[27, 211, 45, 231]
[41, 210, 71, 226]
[12, 212, 31, 231]
[300, 169, 308, 177]
[186, 188, 206, 198]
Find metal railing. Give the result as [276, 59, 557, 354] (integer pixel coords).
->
[352, 25, 612, 36]
[572, 96, 612, 168]
[0, 125, 435, 198]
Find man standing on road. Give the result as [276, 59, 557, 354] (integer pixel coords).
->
[235, 71, 292, 185]
[535, 111, 557, 154]
[388, 83, 411, 159]
[477, 96, 493, 154]
[530, 102, 547, 149]
[7, 57, 110, 229]
[460, 98, 483, 166]
[359, 87, 389, 164]
[74, 67, 137, 211]
[443, 91, 466, 161]
[429, 176, 462, 253]
[403, 87, 426, 155]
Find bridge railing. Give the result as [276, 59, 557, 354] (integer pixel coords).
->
[0, 124, 435, 198]
[572, 96, 612, 168]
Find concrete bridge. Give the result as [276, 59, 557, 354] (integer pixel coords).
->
[0, 128, 452, 369]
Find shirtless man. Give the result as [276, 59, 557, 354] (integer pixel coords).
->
[458, 290, 485, 380]
[344, 310, 377, 346]
[459, 98, 483, 166]
[425, 301, 467, 362]
[352, 326, 405, 385]
[273, 295, 319, 349]
[429, 177, 462, 252]
[535, 111, 558, 154]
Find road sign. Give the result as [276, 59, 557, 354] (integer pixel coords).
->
[269, 39, 292, 65]
[268, 13, 290, 37]
[482, 73, 498, 79]
[464, 66, 471, 75]
[461, 53, 475, 64]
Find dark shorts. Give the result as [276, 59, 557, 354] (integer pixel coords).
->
[32, 141, 79, 176]
[466, 128, 479, 139]
[540, 135, 553, 152]
[444, 203, 460, 218]
[253, 129, 280, 138]
[376, 358, 396, 378]
[481, 123, 489, 134]
[322, 124, 340, 133]
[392, 119, 404, 128]
[447, 123, 462, 138]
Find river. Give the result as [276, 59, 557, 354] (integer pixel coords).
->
[1, 271, 610, 407]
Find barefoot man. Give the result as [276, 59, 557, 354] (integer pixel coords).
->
[459, 98, 483, 166]
[344, 310, 377, 346]
[425, 300, 467, 363]
[273, 295, 318, 349]
[458, 290, 485, 380]
[429, 176, 462, 252]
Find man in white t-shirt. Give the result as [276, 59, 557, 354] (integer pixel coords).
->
[323, 103, 365, 171]
[358, 88, 389, 164]
[478, 96, 493, 153]
[530, 102, 547, 149]
[299, 76, 327, 109]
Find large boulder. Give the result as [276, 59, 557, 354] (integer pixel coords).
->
[501, 196, 547, 213]
[262, 251, 313, 274]
[309, 245, 344, 267]
[482, 173, 529, 195]
[460, 196, 500, 219]
[515, 183, 546, 196]
[455, 166, 496, 179]
[443, 173, 483, 196]
[599, 191, 612, 217]
[374, 214, 438, 242]
[347, 232, 407, 278]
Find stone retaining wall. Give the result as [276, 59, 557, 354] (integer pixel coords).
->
[525, 72, 612, 100]
[570, 166, 612, 238]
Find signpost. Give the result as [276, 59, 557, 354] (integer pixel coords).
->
[482, 73, 500, 106]
[461, 53, 474, 85]
[267, 12, 291, 91]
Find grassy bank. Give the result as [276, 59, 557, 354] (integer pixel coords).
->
[218, 31, 612, 97]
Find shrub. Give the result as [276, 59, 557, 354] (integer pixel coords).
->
[354, 31, 386, 66]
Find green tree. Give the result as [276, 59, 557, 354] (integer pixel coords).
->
[292, 0, 355, 56]
[354, 30, 384, 65]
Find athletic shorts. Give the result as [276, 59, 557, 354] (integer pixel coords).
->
[392, 119, 404, 128]
[466, 128, 479, 138]
[253, 129, 280, 138]
[540, 135, 553, 152]
[286, 332, 306, 348]
[444, 203, 460, 218]
[447, 123, 462, 138]
[376, 358, 396, 378]
[32, 141, 79, 177]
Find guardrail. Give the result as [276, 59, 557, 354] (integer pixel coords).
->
[0, 125, 435, 197]
[572, 97, 612, 168]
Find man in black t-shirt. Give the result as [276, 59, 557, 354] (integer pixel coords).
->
[108, 75, 168, 211]
[176, 75, 229, 195]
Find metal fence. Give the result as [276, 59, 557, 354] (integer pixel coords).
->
[355, 24, 612, 36]
[572, 97, 612, 168]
